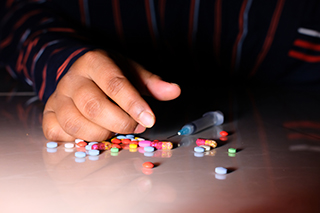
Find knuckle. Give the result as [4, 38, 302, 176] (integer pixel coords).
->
[44, 127, 60, 141]
[107, 76, 126, 97]
[83, 96, 101, 119]
[62, 117, 81, 136]
[117, 119, 136, 134]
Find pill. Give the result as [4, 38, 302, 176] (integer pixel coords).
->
[126, 134, 135, 139]
[75, 139, 84, 143]
[139, 140, 151, 147]
[219, 136, 228, 141]
[220, 131, 228, 136]
[77, 141, 87, 147]
[88, 142, 98, 145]
[85, 145, 92, 150]
[199, 145, 211, 151]
[194, 146, 205, 153]
[91, 144, 99, 150]
[142, 162, 154, 169]
[135, 137, 145, 141]
[75, 151, 86, 158]
[111, 138, 121, 144]
[110, 147, 119, 153]
[196, 138, 217, 148]
[122, 139, 131, 144]
[112, 144, 121, 149]
[64, 143, 74, 149]
[88, 150, 100, 156]
[215, 167, 227, 175]
[116, 135, 126, 139]
[228, 148, 237, 153]
[47, 142, 58, 148]
[129, 143, 138, 149]
[144, 146, 155, 152]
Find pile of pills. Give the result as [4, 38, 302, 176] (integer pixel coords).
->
[46, 134, 173, 160]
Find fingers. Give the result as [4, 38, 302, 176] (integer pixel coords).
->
[84, 51, 156, 128]
[44, 94, 113, 142]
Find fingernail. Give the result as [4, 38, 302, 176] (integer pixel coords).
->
[139, 111, 155, 128]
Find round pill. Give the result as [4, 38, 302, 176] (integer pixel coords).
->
[194, 146, 205, 153]
[88, 150, 100, 156]
[142, 162, 154, 169]
[75, 151, 86, 158]
[228, 148, 237, 154]
[139, 140, 151, 147]
[215, 167, 227, 175]
[116, 135, 126, 139]
[220, 131, 228, 136]
[85, 145, 92, 150]
[122, 139, 131, 144]
[75, 139, 84, 143]
[144, 146, 155, 152]
[135, 137, 145, 141]
[47, 142, 58, 148]
[77, 141, 87, 147]
[110, 147, 119, 153]
[129, 143, 138, 149]
[91, 144, 99, 150]
[64, 143, 74, 149]
[126, 134, 135, 139]
[111, 138, 121, 144]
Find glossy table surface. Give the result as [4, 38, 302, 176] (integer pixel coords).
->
[0, 80, 320, 213]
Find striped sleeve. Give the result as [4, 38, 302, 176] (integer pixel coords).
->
[0, 0, 95, 102]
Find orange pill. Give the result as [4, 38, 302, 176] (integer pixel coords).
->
[111, 138, 121, 144]
[220, 131, 228, 136]
[77, 141, 87, 147]
[142, 162, 154, 169]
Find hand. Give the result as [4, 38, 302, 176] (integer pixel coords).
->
[42, 50, 181, 141]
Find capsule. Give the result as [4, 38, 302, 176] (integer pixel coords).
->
[151, 141, 173, 150]
[196, 138, 217, 148]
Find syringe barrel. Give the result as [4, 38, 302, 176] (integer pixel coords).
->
[181, 111, 224, 135]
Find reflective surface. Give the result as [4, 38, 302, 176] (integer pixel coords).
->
[0, 82, 320, 213]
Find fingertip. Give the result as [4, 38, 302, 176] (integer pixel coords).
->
[149, 80, 181, 101]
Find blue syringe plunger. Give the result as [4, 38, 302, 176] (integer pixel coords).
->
[177, 111, 224, 136]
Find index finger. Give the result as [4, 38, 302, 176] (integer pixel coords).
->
[82, 50, 155, 128]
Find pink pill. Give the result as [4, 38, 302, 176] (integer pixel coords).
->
[139, 140, 151, 147]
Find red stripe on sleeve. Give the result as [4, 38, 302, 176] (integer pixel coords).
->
[56, 47, 87, 81]
[249, 0, 285, 77]
[294, 39, 320, 51]
[288, 50, 320, 62]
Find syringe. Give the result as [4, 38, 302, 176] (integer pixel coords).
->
[168, 111, 224, 139]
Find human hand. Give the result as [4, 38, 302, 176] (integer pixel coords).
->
[42, 50, 181, 141]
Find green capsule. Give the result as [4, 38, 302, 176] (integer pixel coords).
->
[228, 148, 237, 154]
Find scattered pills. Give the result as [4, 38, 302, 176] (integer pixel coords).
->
[88, 150, 100, 156]
[215, 167, 227, 175]
[228, 148, 237, 154]
[46, 142, 58, 148]
[75, 151, 86, 158]
[194, 146, 205, 153]
[110, 147, 119, 153]
[142, 162, 154, 169]
[220, 131, 229, 136]
[144, 146, 155, 152]
[64, 143, 74, 149]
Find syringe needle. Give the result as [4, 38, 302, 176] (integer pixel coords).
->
[167, 133, 177, 139]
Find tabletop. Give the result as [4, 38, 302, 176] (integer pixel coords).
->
[0, 75, 319, 213]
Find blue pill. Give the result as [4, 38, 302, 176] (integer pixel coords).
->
[194, 146, 205, 153]
[116, 135, 126, 139]
[88, 150, 99, 156]
[75, 151, 86, 158]
[215, 167, 227, 175]
[46, 142, 58, 148]
[126, 134, 135, 139]
[144, 146, 155, 152]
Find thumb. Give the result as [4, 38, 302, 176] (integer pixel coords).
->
[132, 62, 181, 101]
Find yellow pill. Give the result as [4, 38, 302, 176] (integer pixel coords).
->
[129, 143, 138, 149]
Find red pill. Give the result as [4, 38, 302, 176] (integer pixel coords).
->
[142, 162, 154, 169]
[112, 138, 121, 144]
[219, 136, 228, 141]
[91, 144, 99, 150]
[122, 139, 131, 144]
[112, 144, 121, 149]
[220, 131, 228, 136]
[77, 141, 87, 147]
